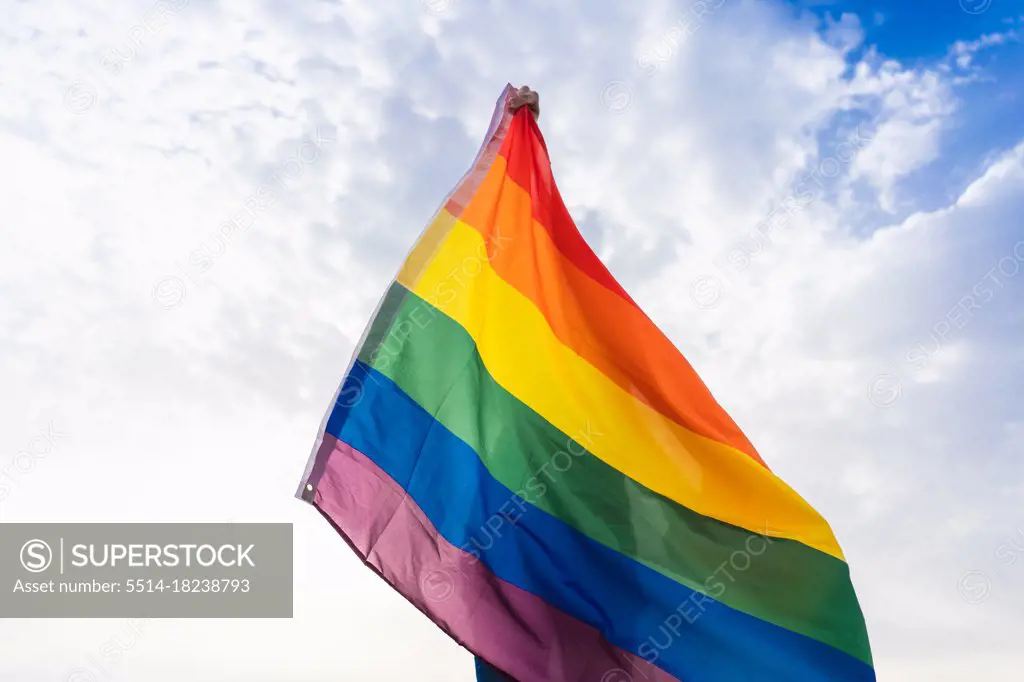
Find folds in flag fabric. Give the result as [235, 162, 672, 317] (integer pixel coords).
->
[296, 84, 874, 682]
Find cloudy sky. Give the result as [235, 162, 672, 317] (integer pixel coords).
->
[2, 0, 1023, 679]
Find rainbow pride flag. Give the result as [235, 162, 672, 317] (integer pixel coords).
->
[296, 85, 874, 682]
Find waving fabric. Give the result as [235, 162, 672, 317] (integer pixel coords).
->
[296, 84, 874, 682]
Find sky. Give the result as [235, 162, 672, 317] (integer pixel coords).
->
[1, 0, 1023, 679]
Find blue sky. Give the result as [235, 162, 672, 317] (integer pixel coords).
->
[1, 0, 1023, 680]
[802, 0, 1024, 213]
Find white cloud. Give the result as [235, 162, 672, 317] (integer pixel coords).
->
[952, 29, 1021, 69]
[1, 0, 1022, 680]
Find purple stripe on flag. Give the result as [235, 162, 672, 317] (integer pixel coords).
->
[312, 434, 679, 682]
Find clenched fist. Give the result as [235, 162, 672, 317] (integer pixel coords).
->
[509, 85, 540, 119]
